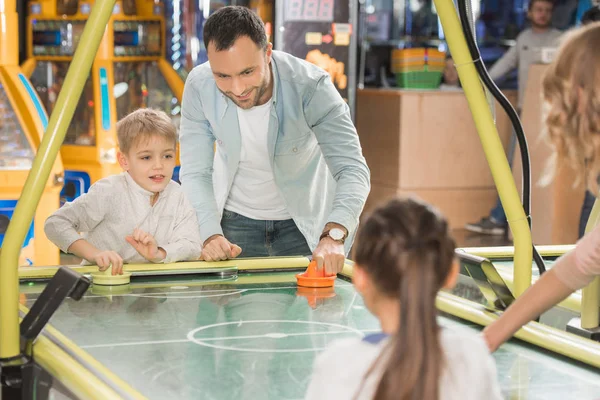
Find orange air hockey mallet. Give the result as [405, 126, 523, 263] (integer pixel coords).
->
[296, 260, 336, 288]
[296, 260, 336, 309]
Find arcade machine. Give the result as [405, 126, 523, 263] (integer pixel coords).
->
[110, 0, 185, 180]
[274, 0, 357, 119]
[24, 0, 185, 202]
[0, 0, 63, 266]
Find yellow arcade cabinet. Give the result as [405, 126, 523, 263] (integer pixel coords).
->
[23, 0, 185, 203]
[0, 0, 63, 266]
[109, 0, 184, 181]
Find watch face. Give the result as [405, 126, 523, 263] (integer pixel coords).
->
[329, 228, 345, 240]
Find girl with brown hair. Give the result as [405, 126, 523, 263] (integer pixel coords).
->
[305, 196, 502, 400]
[484, 22, 600, 352]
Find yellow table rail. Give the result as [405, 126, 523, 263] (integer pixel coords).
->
[436, 292, 600, 369]
[340, 262, 600, 368]
[19, 305, 146, 399]
[458, 245, 575, 259]
[18, 257, 311, 280]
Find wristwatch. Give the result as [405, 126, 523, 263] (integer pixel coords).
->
[320, 227, 346, 244]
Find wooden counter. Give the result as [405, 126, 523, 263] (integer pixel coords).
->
[356, 88, 516, 230]
[512, 64, 584, 245]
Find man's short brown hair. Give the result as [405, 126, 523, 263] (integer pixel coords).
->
[116, 108, 177, 154]
[528, 0, 554, 11]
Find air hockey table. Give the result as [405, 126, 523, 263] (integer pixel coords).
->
[17, 257, 600, 400]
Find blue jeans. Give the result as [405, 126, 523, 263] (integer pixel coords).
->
[220, 209, 311, 257]
[489, 198, 508, 224]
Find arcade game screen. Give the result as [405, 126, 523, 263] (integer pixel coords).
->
[31, 20, 86, 57]
[113, 21, 162, 57]
[0, 88, 35, 169]
[30, 62, 96, 146]
[113, 62, 181, 128]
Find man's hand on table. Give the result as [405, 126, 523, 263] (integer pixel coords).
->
[312, 223, 347, 275]
[200, 234, 242, 261]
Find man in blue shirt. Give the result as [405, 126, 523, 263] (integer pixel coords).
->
[179, 6, 370, 274]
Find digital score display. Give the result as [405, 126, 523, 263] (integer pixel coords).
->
[113, 21, 162, 57]
[32, 31, 61, 46]
[284, 0, 335, 22]
[31, 20, 86, 57]
[114, 31, 139, 47]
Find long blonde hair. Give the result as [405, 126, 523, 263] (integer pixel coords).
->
[542, 22, 600, 194]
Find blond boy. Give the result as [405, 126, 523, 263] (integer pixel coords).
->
[45, 108, 201, 274]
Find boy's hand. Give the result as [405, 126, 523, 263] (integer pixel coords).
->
[200, 235, 242, 262]
[126, 228, 166, 263]
[94, 251, 124, 275]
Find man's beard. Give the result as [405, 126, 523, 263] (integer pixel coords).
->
[222, 78, 268, 109]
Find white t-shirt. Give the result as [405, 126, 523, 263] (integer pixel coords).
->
[305, 328, 503, 400]
[224, 99, 291, 220]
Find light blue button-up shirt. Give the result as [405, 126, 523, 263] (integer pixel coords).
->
[179, 50, 370, 254]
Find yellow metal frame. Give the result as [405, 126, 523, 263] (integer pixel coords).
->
[18, 305, 146, 399]
[432, 0, 533, 298]
[430, 0, 600, 359]
[0, 0, 117, 361]
[20, 58, 36, 77]
[23, 0, 185, 187]
[0, 0, 63, 266]
[581, 199, 600, 329]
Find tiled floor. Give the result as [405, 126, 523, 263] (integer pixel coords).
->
[452, 228, 513, 248]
